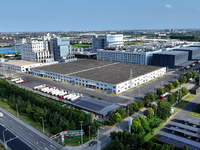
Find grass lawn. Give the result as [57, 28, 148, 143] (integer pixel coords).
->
[174, 94, 195, 111]
[72, 44, 92, 48]
[124, 41, 137, 45]
[64, 135, 89, 146]
[149, 134, 162, 144]
[190, 103, 200, 118]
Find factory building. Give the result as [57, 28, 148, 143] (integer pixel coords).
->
[30, 60, 166, 94]
[152, 51, 193, 69]
[92, 34, 123, 52]
[97, 49, 161, 65]
[173, 47, 200, 60]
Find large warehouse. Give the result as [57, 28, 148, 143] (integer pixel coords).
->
[30, 60, 166, 94]
[152, 51, 193, 69]
[173, 47, 200, 60]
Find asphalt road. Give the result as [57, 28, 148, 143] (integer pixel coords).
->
[0, 107, 63, 150]
[155, 90, 200, 137]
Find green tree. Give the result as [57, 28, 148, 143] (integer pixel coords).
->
[116, 108, 127, 119]
[144, 93, 155, 102]
[136, 100, 144, 109]
[157, 100, 171, 120]
[185, 72, 193, 80]
[172, 80, 180, 88]
[167, 94, 175, 104]
[98, 97, 102, 100]
[181, 87, 188, 96]
[156, 87, 165, 96]
[165, 83, 174, 92]
[131, 120, 141, 134]
[144, 108, 154, 118]
[90, 94, 94, 98]
[115, 113, 122, 123]
[151, 104, 157, 116]
[191, 71, 196, 78]
[179, 76, 187, 84]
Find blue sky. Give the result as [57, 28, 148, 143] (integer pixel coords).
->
[1, 0, 200, 32]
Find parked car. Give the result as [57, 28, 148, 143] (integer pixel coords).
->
[89, 141, 97, 146]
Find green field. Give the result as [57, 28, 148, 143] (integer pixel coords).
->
[124, 41, 138, 45]
[190, 103, 200, 118]
[72, 44, 92, 48]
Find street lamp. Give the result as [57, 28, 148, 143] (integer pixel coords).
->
[16, 104, 19, 117]
[89, 126, 92, 141]
[39, 117, 44, 133]
[3, 128, 7, 149]
[138, 89, 140, 100]
[79, 121, 83, 145]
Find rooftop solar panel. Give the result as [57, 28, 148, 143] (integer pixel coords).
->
[180, 118, 200, 125]
[174, 123, 200, 133]
[70, 97, 120, 116]
[169, 127, 199, 138]
[162, 133, 200, 149]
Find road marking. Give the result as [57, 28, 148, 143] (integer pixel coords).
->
[40, 141, 46, 145]
[29, 133, 33, 137]
[50, 145, 56, 149]
[10, 120, 14, 123]
[18, 126, 22, 129]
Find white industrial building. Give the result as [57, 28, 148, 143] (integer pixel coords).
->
[2, 60, 41, 72]
[97, 49, 162, 65]
[30, 60, 166, 94]
[92, 34, 123, 52]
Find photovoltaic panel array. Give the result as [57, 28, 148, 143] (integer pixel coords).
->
[180, 118, 200, 125]
[174, 123, 200, 133]
[70, 97, 120, 116]
[169, 127, 199, 138]
[158, 133, 200, 150]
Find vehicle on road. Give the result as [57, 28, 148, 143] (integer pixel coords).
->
[160, 92, 169, 99]
[89, 141, 97, 146]
[0, 112, 3, 118]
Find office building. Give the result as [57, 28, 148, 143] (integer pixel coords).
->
[92, 34, 123, 52]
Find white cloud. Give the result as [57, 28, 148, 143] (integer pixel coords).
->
[165, 4, 173, 9]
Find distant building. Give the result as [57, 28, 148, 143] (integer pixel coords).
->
[21, 36, 54, 63]
[152, 51, 191, 69]
[49, 37, 75, 62]
[92, 34, 123, 52]
[21, 34, 76, 63]
[97, 49, 161, 65]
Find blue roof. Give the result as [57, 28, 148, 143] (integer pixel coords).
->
[180, 117, 200, 125]
[159, 133, 200, 150]
[174, 123, 200, 133]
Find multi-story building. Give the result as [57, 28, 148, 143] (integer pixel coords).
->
[92, 34, 123, 52]
[49, 37, 75, 62]
[97, 49, 161, 65]
[21, 34, 76, 63]
[21, 37, 54, 63]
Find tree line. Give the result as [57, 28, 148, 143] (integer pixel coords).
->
[0, 79, 99, 135]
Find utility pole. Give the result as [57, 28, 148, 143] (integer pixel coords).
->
[89, 126, 92, 141]
[16, 104, 19, 117]
[39, 117, 44, 133]
[3, 129, 7, 149]
[79, 121, 83, 145]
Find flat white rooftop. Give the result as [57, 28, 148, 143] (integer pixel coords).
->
[4, 60, 40, 66]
